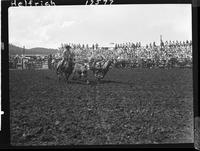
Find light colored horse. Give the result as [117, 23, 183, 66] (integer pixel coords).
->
[89, 58, 116, 81]
[71, 62, 90, 84]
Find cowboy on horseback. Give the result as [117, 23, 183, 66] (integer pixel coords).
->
[56, 45, 75, 81]
[59, 45, 75, 68]
[62, 45, 73, 61]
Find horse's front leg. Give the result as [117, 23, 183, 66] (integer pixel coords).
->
[57, 71, 64, 82]
[56, 68, 62, 82]
[71, 71, 76, 80]
[58, 74, 62, 82]
[82, 72, 89, 84]
[64, 72, 70, 83]
[94, 72, 101, 84]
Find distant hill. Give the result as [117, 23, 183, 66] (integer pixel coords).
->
[9, 44, 58, 56]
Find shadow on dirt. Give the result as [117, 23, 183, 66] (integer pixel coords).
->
[54, 77, 133, 86]
[97, 80, 132, 85]
[69, 79, 132, 85]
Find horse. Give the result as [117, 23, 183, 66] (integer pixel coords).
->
[89, 58, 116, 81]
[56, 58, 75, 82]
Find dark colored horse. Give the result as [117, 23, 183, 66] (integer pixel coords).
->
[56, 58, 75, 82]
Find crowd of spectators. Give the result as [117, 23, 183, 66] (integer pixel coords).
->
[9, 40, 192, 69]
[57, 40, 192, 68]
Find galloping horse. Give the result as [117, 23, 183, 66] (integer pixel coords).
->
[89, 58, 115, 81]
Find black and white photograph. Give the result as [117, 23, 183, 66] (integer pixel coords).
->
[8, 4, 194, 146]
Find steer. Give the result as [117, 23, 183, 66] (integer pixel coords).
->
[72, 62, 90, 84]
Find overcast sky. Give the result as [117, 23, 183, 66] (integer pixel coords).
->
[9, 4, 192, 49]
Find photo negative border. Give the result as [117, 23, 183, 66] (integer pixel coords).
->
[1, 0, 199, 149]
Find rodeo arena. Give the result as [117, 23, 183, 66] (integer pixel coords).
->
[10, 38, 193, 145]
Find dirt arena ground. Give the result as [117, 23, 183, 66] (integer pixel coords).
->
[9, 68, 193, 145]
